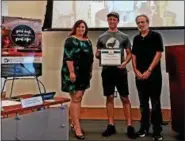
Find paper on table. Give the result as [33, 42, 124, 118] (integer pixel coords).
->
[44, 99, 62, 107]
[2, 100, 21, 107]
[44, 99, 55, 102]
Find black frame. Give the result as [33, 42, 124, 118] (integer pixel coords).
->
[43, 26, 185, 32]
[100, 49, 122, 67]
[42, 0, 185, 32]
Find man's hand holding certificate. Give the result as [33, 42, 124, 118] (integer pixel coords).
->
[100, 49, 122, 66]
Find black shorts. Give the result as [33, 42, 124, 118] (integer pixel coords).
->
[101, 67, 129, 97]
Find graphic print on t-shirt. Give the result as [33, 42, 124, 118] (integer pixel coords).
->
[106, 37, 120, 48]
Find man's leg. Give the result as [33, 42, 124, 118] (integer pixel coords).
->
[101, 95, 117, 137]
[120, 96, 132, 126]
[101, 69, 116, 137]
[150, 78, 163, 140]
[116, 70, 136, 138]
[136, 79, 150, 137]
[120, 96, 137, 139]
[106, 95, 115, 125]
[116, 71, 132, 126]
[150, 95, 163, 140]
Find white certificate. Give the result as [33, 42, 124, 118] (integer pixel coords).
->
[100, 49, 122, 66]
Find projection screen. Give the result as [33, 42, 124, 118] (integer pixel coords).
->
[51, 1, 184, 29]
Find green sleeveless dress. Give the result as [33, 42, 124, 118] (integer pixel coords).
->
[61, 36, 94, 93]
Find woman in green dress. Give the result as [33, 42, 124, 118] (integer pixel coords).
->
[61, 20, 94, 139]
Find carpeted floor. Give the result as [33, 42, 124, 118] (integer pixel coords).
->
[69, 120, 182, 140]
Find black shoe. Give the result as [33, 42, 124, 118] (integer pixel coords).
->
[175, 133, 185, 140]
[71, 124, 85, 134]
[73, 129, 85, 140]
[136, 128, 149, 138]
[102, 124, 116, 137]
[153, 132, 163, 140]
[71, 125, 85, 140]
[127, 126, 137, 139]
[75, 133, 85, 140]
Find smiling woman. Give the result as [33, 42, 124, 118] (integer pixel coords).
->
[61, 20, 94, 140]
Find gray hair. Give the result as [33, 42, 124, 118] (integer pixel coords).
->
[135, 14, 150, 23]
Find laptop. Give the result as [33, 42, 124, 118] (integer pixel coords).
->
[33, 92, 56, 100]
[10, 92, 56, 101]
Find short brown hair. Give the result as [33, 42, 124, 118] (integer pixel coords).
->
[135, 14, 149, 24]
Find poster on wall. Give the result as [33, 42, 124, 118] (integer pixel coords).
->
[1, 16, 42, 78]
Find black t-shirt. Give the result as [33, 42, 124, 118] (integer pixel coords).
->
[131, 30, 164, 74]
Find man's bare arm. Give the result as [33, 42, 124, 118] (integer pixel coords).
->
[95, 49, 100, 59]
[119, 48, 132, 69]
[124, 48, 132, 64]
[148, 52, 162, 72]
[131, 54, 143, 79]
[142, 52, 162, 79]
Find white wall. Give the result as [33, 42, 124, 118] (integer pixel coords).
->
[56, 29, 184, 109]
[2, 1, 184, 109]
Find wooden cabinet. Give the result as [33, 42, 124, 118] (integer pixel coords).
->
[165, 45, 184, 135]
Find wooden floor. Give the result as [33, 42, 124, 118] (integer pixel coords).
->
[70, 120, 178, 140]
[80, 108, 171, 121]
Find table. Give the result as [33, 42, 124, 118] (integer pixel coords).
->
[1, 94, 70, 140]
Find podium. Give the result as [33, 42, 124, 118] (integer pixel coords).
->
[165, 45, 184, 136]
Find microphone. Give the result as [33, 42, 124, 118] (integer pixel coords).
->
[20, 63, 46, 95]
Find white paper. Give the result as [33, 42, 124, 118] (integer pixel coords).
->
[44, 100, 62, 107]
[21, 96, 43, 108]
[2, 100, 21, 107]
[101, 49, 121, 66]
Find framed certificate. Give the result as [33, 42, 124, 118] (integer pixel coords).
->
[100, 49, 122, 66]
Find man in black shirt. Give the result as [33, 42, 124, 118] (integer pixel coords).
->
[132, 14, 164, 140]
